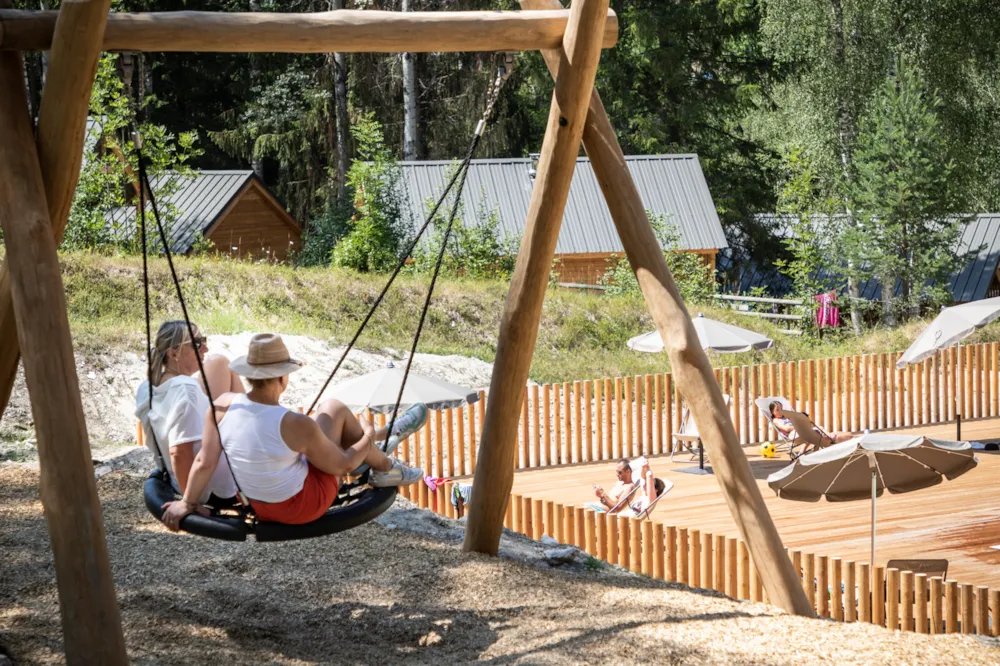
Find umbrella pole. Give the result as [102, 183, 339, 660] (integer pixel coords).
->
[870, 469, 877, 571]
[957, 342, 962, 440]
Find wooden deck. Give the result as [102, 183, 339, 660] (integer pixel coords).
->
[510, 418, 1000, 589]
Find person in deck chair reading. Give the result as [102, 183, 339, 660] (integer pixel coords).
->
[135, 320, 244, 505]
[591, 458, 640, 514]
[768, 401, 852, 449]
[160, 333, 426, 529]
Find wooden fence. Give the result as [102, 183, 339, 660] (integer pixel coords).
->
[400, 479, 999, 636]
[388, 342, 1000, 479]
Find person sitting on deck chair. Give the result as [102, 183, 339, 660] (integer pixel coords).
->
[592, 458, 639, 514]
[160, 333, 426, 529]
[768, 401, 852, 454]
[135, 320, 245, 505]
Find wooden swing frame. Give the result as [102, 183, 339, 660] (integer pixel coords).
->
[0, 2, 811, 662]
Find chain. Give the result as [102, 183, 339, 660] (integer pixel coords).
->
[477, 52, 516, 136]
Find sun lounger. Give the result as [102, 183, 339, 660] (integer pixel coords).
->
[672, 393, 731, 463]
[634, 478, 674, 519]
[754, 396, 834, 457]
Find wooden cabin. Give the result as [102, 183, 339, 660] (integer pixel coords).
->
[106, 170, 301, 262]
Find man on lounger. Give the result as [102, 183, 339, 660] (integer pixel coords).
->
[593, 458, 637, 514]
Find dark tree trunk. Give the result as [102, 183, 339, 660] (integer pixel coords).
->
[401, 0, 421, 161]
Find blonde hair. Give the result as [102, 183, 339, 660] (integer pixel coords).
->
[149, 320, 196, 385]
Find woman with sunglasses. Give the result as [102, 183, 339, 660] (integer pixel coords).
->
[135, 320, 244, 504]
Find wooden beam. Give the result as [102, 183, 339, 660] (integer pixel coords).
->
[0, 9, 618, 53]
[462, 0, 609, 556]
[519, 0, 813, 618]
[0, 28, 127, 666]
[0, 0, 110, 417]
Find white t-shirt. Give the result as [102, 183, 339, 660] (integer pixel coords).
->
[135, 376, 237, 503]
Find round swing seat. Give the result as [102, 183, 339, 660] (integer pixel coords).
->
[143, 469, 397, 542]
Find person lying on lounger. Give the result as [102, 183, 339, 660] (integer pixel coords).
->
[768, 401, 852, 449]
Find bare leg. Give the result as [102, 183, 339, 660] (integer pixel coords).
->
[312, 399, 392, 472]
[195, 354, 244, 398]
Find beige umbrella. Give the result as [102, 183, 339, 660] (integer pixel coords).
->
[767, 433, 977, 568]
[627, 313, 773, 354]
[896, 297, 1000, 438]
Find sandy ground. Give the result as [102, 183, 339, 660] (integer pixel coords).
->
[1, 457, 997, 665]
[0, 333, 496, 462]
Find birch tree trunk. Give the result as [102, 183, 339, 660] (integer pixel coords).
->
[401, 0, 421, 161]
[331, 0, 350, 202]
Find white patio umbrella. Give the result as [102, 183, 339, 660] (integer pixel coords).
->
[767, 433, 977, 569]
[627, 313, 774, 354]
[895, 297, 1000, 438]
[324, 361, 480, 414]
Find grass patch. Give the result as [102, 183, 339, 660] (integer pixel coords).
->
[58, 251, 1000, 384]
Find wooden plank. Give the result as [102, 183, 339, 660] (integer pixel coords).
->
[677, 527, 688, 585]
[726, 537, 738, 598]
[931, 577, 943, 634]
[739, 541, 750, 600]
[554, 383, 562, 464]
[665, 525, 676, 582]
[645, 374, 654, 453]
[636, 518, 649, 574]
[531, 384, 540, 468]
[961, 583, 974, 634]
[531, 498, 544, 540]
[860, 563, 872, 623]
[544, 500, 554, 539]
[647, 521, 660, 576]
[915, 573, 928, 633]
[664, 374, 673, 454]
[991, 589, 1000, 637]
[690, 529, 701, 588]
[456, 406, 466, 476]
[853, 356, 862, 431]
[575, 506, 586, 547]
[604, 377, 613, 460]
[613, 377, 622, 459]
[607, 512, 618, 565]
[552, 501, 563, 542]
[563, 382, 572, 464]
[901, 570, 913, 632]
[573, 380, 582, 463]
[563, 504, 575, 547]
[807, 360, 815, 424]
[700, 531, 713, 590]
[845, 560, 856, 622]
[521, 496, 533, 538]
[436, 408, 445, 477]
[835, 357, 843, 433]
[446, 408, 456, 476]
[966, 346, 974, 419]
[946, 580, 958, 633]
[714, 533, 726, 592]
[831, 557, 843, 621]
[992, 343, 999, 418]
[750, 366, 760, 443]
[0, 8, 620, 53]
[803, 553, 815, 611]
[619, 515, 631, 571]
[623, 376, 633, 455]
[0, 26, 128, 663]
[596, 508, 607, 560]
[594, 379, 603, 460]
[542, 383, 552, 466]
[874, 566, 885, 627]
[584, 380, 593, 461]
[817, 555, 828, 617]
[655, 374, 664, 453]
[975, 586, 988, 635]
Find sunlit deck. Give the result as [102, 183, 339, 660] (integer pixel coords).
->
[510, 418, 1000, 589]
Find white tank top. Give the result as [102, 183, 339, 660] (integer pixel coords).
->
[217, 394, 308, 503]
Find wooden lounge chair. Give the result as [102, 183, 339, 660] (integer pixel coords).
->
[755, 396, 834, 458]
[672, 393, 731, 463]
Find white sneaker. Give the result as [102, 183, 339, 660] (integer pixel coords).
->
[370, 459, 424, 488]
[383, 403, 428, 456]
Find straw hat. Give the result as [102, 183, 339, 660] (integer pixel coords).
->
[229, 333, 305, 380]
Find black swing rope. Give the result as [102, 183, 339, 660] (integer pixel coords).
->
[138, 52, 514, 524]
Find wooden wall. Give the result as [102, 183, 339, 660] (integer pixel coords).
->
[553, 249, 718, 285]
[205, 181, 301, 262]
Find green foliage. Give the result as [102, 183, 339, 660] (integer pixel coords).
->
[294, 200, 353, 268]
[330, 115, 410, 272]
[411, 187, 519, 280]
[66, 54, 200, 253]
[600, 213, 716, 304]
[849, 58, 965, 320]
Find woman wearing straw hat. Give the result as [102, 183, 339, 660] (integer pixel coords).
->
[160, 333, 426, 528]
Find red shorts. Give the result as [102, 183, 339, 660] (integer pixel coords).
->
[250, 464, 340, 525]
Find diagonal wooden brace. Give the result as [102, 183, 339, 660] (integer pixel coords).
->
[516, 0, 813, 618]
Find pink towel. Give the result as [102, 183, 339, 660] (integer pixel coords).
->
[814, 292, 840, 328]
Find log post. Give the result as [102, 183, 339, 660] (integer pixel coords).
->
[462, 0, 610, 556]
[0, 0, 111, 417]
[519, 0, 812, 618]
[0, 26, 126, 664]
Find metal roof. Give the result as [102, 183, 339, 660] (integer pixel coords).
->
[106, 171, 253, 253]
[720, 214, 1000, 303]
[397, 154, 728, 254]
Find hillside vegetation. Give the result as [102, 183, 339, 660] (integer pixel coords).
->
[60, 252, 1000, 384]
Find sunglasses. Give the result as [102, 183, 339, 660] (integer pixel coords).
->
[190, 336, 205, 350]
